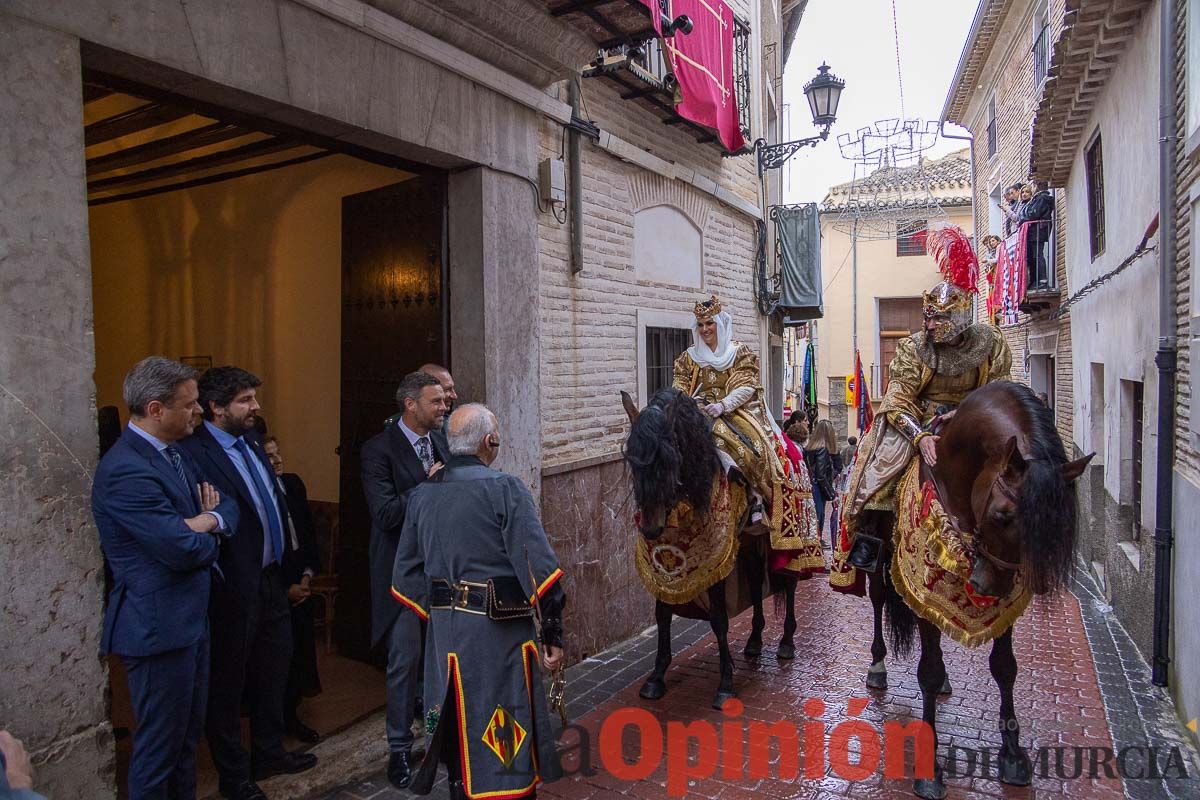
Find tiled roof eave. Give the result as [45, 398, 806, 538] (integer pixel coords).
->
[1029, 0, 1152, 186]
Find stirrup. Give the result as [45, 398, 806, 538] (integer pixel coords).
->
[847, 532, 883, 572]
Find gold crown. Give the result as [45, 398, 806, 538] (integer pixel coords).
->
[693, 295, 722, 320]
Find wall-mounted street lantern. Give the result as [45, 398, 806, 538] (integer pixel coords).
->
[755, 63, 845, 176]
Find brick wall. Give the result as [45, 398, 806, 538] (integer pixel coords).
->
[1174, 0, 1197, 482]
[961, 0, 1074, 445]
[536, 2, 777, 469]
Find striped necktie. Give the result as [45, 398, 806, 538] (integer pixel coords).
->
[165, 446, 197, 513]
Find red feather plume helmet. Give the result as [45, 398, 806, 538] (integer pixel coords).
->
[914, 222, 979, 343]
[914, 222, 979, 292]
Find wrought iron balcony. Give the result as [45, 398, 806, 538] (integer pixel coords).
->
[551, 0, 753, 154]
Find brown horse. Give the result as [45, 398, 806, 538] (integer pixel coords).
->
[857, 380, 1092, 799]
[621, 388, 796, 710]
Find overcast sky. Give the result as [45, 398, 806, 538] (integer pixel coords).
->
[779, 0, 979, 205]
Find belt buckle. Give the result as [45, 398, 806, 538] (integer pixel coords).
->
[453, 583, 472, 610]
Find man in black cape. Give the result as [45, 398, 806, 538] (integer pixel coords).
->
[392, 404, 565, 800]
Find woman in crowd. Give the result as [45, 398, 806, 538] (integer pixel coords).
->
[803, 419, 843, 544]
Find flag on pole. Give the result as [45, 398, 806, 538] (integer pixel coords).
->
[802, 341, 817, 416]
[853, 350, 874, 433]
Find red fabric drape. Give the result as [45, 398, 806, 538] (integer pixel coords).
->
[640, 0, 746, 152]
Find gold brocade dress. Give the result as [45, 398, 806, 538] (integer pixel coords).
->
[830, 324, 1012, 593]
[673, 344, 823, 574]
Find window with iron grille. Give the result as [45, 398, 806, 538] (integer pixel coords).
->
[646, 327, 692, 399]
[734, 18, 752, 142]
[896, 220, 927, 257]
[986, 96, 997, 158]
[1032, 23, 1049, 84]
[1085, 132, 1106, 258]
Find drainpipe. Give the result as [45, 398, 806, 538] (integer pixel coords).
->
[939, 121, 979, 247]
[568, 79, 584, 275]
[1151, 0, 1178, 688]
[939, 122, 980, 322]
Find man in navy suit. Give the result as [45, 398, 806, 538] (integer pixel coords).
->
[92, 356, 238, 800]
[179, 367, 317, 800]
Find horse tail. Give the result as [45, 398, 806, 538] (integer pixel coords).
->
[882, 567, 916, 658]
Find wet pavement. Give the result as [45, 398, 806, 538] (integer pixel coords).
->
[317, 570, 1198, 800]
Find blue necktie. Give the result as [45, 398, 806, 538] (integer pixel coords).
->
[234, 439, 283, 565]
[165, 446, 198, 514]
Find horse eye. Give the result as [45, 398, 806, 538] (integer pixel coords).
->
[990, 510, 1014, 525]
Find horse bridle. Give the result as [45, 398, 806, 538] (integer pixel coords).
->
[972, 470, 1024, 572]
[932, 459, 1030, 574]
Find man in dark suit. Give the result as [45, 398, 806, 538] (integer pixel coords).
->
[261, 436, 323, 744]
[92, 356, 238, 800]
[179, 367, 317, 800]
[361, 371, 446, 789]
[383, 363, 456, 455]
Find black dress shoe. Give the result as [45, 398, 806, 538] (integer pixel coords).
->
[253, 750, 318, 781]
[220, 780, 267, 800]
[388, 750, 413, 789]
[288, 720, 322, 744]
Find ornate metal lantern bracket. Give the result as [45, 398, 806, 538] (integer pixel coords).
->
[754, 131, 829, 177]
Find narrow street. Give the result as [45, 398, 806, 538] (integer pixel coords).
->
[319, 568, 1198, 800]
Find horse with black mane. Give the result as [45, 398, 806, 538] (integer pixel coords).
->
[621, 387, 797, 710]
[852, 381, 1092, 799]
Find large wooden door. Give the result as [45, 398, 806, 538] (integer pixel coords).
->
[338, 177, 446, 661]
[878, 298, 923, 394]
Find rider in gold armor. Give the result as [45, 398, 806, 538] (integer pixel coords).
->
[672, 296, 822, 576]
[832, 224, 1013, 586]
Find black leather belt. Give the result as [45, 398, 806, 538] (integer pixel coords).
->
[430, 578, 488, 615]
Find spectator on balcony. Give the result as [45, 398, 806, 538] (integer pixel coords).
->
[1019, 179, 1054, 288]
[1000, 183, 1024, 236]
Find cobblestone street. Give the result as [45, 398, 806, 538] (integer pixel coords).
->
[319, 570, 1198, 800]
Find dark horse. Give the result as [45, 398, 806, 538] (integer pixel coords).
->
[621, 388, 797, 710]
[857, 381, 1092, 799]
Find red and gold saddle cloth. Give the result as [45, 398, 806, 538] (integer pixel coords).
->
[634, 472, 746, 607]
[889, 459, 1031, 647]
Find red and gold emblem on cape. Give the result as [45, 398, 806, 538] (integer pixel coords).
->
[481, 705, 527, 769]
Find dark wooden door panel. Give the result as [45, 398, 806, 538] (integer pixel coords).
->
[338, 176, 446, 661]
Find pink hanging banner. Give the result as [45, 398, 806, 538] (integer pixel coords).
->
[639, 0, 746, 152]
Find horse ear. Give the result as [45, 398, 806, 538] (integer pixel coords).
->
[621, 391, 640, 423]
[1000, 435, 1026, 479]
[1060, 452, 1095, 484]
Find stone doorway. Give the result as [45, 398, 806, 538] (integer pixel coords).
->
[80, 72, 446, 798]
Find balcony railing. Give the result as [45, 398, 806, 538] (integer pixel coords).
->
[734, 18, 751, 142]
[1032, 24, 1049, 85]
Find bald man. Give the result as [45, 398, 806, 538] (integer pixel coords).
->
[392, 404, 565, 800]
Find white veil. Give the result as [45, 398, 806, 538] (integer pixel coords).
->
[687, 310, 738, 371]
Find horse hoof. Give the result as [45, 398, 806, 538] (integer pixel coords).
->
[712, 691, 735, 711]
[776, 640, 795, 660]
[912, 777, 946, 800]
[865, 671, 888, 690]
[743, 637, 763, 659]
[639, 678, 666, 701]
[998, 749, 1033, 786]
[939, 676, 952, 696]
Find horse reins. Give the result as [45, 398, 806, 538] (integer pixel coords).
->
[932, 458, 1033, 574]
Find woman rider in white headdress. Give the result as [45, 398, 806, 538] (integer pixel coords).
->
[672, 295, 823, 576]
